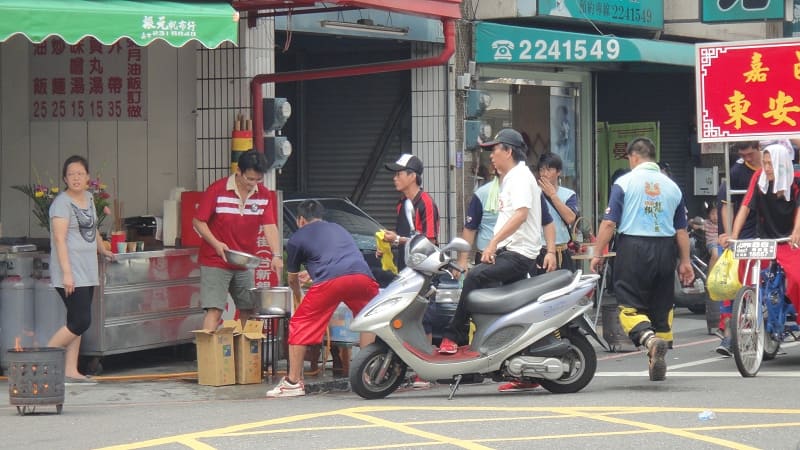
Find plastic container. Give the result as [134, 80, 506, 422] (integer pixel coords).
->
[34, 277, 66, 347]
[0, 275, 36, 369]
[110, 231, 126, 254]
[698, 410, 716, 421]
[328, 302, 359, 343]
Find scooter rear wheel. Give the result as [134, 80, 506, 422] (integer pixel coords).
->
[538, 329, 597, 394]
[349, 342, 407, 400]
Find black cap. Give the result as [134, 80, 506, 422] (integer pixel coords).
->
[480, 128, 525, 149]
[385, 154, 424, 174]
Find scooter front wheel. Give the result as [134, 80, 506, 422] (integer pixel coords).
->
[538, 329, 597, 394]
[349, 342, 408, 400]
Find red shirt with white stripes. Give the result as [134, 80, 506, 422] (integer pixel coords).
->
[195, 175, 276, 269]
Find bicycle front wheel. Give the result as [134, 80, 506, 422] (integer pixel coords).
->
[730, 286, 764, 377]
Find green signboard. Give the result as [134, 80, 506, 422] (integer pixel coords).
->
[537, 0, 663, 29]
[702, 0, 784, 22]
[475, 22, 694, 66]
[596, 121, 660, 208]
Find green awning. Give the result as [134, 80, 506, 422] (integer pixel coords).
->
[0, 0, 239, 48]
[475, 22, 694, 68]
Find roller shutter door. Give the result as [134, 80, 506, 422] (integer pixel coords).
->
[597, 72, 697, 210]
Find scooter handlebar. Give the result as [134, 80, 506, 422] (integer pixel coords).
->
[446, 261, 465, 274]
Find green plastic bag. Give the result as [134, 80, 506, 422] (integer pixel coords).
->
[707, 248, 742, 301]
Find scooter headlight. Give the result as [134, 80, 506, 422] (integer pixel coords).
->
[364, 296, 404, 317]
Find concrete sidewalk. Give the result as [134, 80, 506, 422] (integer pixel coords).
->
[0, 344, 352, 412]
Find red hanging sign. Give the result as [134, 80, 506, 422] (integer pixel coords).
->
[696, 38, 800, 143]
[253, 189, 280, 289]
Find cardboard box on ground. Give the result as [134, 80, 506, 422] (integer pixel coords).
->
[192, 326, 236, 386]
[192, 320, 265, 386]
[227, 319, 266, 385]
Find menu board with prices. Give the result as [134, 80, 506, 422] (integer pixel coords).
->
[30, 36, 147, 121]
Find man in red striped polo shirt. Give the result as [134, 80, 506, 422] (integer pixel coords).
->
[193, 150, 284, 330]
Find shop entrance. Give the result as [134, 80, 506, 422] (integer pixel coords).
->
[475, 76, 586, 213]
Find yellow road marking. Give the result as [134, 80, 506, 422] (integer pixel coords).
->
[342, 411, 493, 450]
[553, 407, 759, 450]
[95, 406, 800, 450]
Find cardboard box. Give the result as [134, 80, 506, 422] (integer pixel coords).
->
[224, 320, 265, 385]
[193, 327, 236, 386]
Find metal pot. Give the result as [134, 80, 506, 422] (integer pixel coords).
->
[251, 287, 291, 315]
[224, 249, 262, 269]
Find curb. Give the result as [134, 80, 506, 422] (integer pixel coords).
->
[305, 377, 350, 394]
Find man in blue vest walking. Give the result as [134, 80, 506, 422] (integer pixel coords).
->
[591, 137, 694, 381]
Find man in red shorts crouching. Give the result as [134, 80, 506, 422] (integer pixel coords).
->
[267, 200, 379, 398]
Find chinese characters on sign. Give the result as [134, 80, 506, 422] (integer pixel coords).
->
[30, 37, 147, 121]
[141, 15, 198, 42]
[537, 0, 664, 30]
[733, 240, 777, 260]
[696, 39, 800, 142]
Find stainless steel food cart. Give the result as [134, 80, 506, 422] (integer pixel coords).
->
[80, 248, 204, 360]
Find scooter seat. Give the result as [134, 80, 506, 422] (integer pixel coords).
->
[465, 270, 574, 314]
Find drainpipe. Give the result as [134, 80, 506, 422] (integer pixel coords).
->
[252, 18, 455, 152]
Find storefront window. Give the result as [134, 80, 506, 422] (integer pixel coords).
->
[477, 79, 581, 194]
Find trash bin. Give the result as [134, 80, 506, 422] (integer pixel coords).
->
[601, 302, 635, 352]
[705, 297, 721, 335]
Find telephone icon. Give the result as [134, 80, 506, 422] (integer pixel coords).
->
[491, 40, 514, 60]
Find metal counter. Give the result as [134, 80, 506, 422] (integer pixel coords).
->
[81, 248, 204, 357]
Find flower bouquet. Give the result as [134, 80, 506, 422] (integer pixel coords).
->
[12, 177, 112, 233]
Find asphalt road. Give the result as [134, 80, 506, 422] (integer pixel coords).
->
[4, 307, 800, 450]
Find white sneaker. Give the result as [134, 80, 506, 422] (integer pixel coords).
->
[266, 377, 306, 398]
[411, 375, 431, 389]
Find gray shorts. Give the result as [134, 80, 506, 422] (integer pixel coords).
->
[200, 266, 255, 311]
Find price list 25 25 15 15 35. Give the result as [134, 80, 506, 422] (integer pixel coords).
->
[29, 36, 146, 121]
[32, 99, 123, 120]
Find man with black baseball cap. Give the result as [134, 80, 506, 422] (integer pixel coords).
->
[439, 128, 557, 357]
[380, 153, 440, 389]
[479, 128, 527, 149]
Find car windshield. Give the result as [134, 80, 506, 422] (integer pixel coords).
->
[284, 198, 383, 248]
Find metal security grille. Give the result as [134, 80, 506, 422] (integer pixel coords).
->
[196, 42, 248, 190]
[597, 72, 694, 192]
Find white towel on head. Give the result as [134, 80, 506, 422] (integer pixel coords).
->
[758, 143, 794, 202]
[759, 139, 795, 159]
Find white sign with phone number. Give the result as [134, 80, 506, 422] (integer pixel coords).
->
[476, 23, 651, 64]
[488, 38, 621, 62]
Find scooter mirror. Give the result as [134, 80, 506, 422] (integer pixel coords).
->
[442, 237, 471, 254]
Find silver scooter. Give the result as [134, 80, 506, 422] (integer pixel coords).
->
[349, 235, 605, 399]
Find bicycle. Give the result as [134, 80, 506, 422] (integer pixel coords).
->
[728, 237, 796, 377]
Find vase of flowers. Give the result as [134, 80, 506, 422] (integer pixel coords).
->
[12, 177, 112, 233]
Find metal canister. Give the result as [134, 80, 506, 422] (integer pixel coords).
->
[0, 275, 35, 370]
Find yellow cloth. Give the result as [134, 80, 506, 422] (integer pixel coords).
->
[375, 230, 398, 274]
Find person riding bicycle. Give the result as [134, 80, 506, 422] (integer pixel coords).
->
[719, 142, 800, 316]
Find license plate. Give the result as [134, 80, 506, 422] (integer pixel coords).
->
[733, 240, 777, 260]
